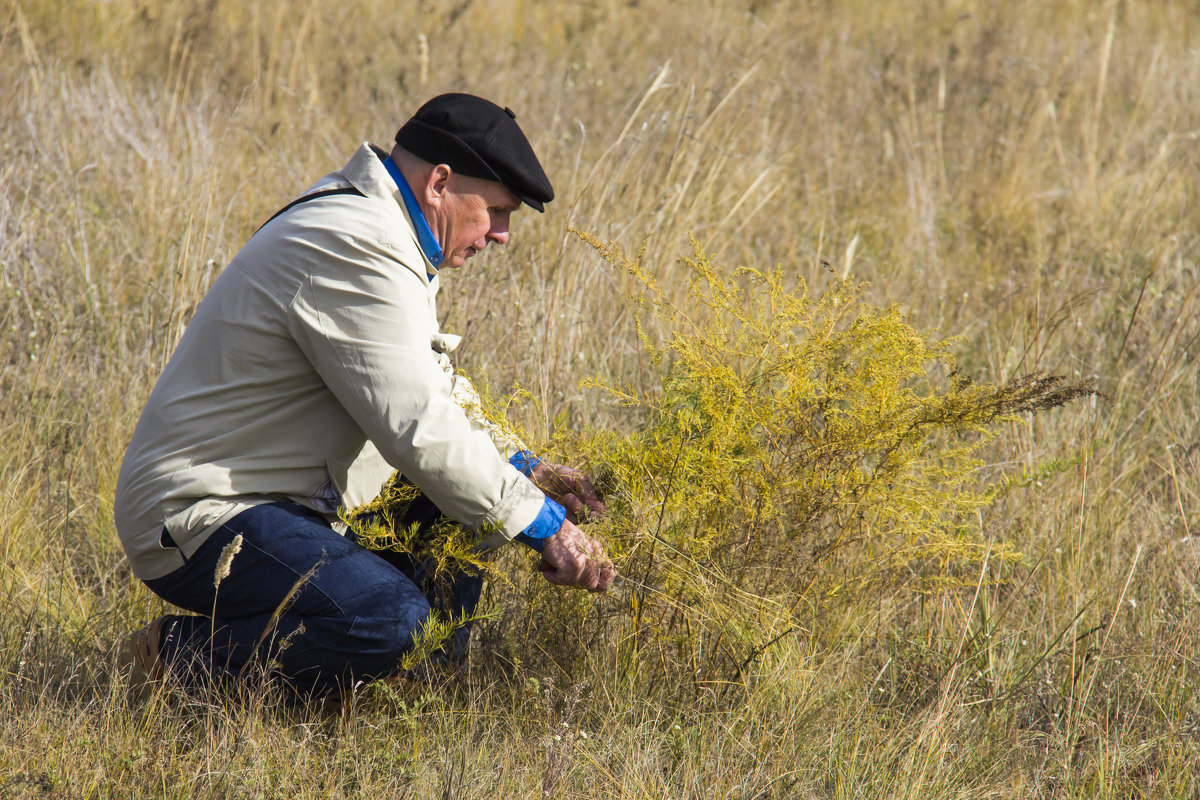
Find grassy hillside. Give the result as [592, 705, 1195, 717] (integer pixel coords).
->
[1, 0, 1198, 796]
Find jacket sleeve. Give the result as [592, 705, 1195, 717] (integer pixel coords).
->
[285, 236, 544, 544]
[447, 369, 529, 460]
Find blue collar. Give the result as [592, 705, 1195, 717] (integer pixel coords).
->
[382, 156, 443, 273]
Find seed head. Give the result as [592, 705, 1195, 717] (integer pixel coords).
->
[213, 534, 243, 589]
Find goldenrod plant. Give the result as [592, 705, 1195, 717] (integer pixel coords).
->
[435, 233, 1094, 689]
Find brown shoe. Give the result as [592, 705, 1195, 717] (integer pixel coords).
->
[118, 615, 169, 693]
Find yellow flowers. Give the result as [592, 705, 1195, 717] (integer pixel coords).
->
[544, 233, 1096, 682]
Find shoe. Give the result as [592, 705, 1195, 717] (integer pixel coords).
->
[118, 615, 169, 694]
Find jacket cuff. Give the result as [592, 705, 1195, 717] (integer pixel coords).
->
[513, 497, 566, 553]
[508, 450, 541, 476]
[478, 469, 547, 550]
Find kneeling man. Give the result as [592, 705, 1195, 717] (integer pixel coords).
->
[114, 94, 614, 697]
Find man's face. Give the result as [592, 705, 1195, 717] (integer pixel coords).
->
[430, 173, 522, 269]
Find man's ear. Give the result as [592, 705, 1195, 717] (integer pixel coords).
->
[425, 164, 452, 208]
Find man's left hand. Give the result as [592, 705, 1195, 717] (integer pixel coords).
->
[529, 462, 607, 525]
[538, 519, 615, 592]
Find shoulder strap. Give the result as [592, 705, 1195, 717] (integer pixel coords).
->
[255, 185, 366, 234]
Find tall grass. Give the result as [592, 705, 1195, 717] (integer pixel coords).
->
[2, 0, 1198, 796]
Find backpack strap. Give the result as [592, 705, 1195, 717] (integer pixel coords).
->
[255, 185, 366, 234]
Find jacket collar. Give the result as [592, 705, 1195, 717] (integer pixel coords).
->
[381, 155, 443, 271]
[341, 143, 441, 279]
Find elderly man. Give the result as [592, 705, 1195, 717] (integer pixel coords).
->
[115, 94, 614, 697]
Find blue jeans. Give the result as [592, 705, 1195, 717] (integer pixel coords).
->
[144, 500, 483, 696]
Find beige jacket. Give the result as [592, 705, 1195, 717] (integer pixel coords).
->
[114, 144, 544, 580]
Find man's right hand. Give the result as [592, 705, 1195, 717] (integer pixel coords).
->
[538, 520, 615, 592]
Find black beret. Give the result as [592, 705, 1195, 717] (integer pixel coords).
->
[395, 93, 554, 212]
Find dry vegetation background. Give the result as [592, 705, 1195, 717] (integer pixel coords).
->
[2, 0, 1199, 797]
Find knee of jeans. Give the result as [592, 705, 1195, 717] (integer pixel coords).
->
[374, 590, 433, 659]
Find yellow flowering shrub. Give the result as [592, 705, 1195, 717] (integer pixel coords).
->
[525, 233, 1094, 683]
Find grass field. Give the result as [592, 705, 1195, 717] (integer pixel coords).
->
[2, 0, 1199, 797]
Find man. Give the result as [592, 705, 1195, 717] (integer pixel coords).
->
[114, 94, 615, 698]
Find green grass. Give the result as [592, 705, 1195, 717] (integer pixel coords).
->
[2, 0, 1199, 796]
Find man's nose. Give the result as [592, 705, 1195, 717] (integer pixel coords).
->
[487, 216, 510, 246]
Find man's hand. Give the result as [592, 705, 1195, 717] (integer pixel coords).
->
[538, 520, 615, 592]
[529, 462, 607, 524]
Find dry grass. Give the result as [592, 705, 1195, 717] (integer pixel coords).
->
[2, 0, 1199, 797]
